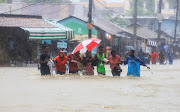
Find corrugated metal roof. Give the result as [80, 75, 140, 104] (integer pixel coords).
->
[123, 24, 166, 39]
[0, 14, 56, 28]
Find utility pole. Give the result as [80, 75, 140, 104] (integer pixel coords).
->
[157, 0, 162, 49]
[174, 0, 179, 45]
[133, 0, 137, 50]
[88, 0, 93, 39]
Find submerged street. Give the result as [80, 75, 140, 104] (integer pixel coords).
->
[0, 60, 180, 112]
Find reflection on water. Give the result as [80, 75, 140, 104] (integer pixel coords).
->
[0, 60, 180, 112]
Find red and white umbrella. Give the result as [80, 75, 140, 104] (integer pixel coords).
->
[72, 38, 101, 54]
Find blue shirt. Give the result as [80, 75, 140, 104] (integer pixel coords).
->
[124, 56, 146, 77]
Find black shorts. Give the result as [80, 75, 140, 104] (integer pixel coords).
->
[56, 70, 65, 75]
[69, 69, 79, 74]
[40, 66, 50, 75]
[112, 67, 122, 76]
[98, 72, 105, 75]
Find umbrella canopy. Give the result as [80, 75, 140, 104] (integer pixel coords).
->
[72, 38, 101, 54]
[125, 46, 135, 51]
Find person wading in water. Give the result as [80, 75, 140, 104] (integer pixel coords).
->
[94, 46, 106, 75]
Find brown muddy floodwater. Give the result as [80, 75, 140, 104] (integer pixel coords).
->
[0, 60, 180, 112]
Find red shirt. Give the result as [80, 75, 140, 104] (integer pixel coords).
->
[54, 52, 67, 72]
[108, 55, 122, 71]
[68, 54, 81, 71]
[150, 52, 159, 63]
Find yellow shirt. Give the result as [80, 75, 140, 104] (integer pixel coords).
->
[106, 50, 110, 58]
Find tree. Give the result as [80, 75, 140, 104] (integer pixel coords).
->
[105, 13, 130, 27]
[0, 0, 5, 3]
[126, 0, 155, 16]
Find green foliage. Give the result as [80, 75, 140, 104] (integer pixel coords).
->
[105, 13, 112, 19]
[126, 7, 153, 16]
[24, 0, 72, 3]
[107, 15, 131, 27]
[126, 0, 155, 16]
[0, 0, 5, 3]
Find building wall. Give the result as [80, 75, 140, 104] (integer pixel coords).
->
[155, 0, 176, 19]
[124, 0, 176, 19]
[58, 17, 97, 35]
[160, 19, 180, 37]
[0, 27, 32, 64]
[58, 16, 97, 41]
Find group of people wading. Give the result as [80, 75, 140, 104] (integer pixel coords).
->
[39, 46, 150, 77]
[137, 49, 173, 65]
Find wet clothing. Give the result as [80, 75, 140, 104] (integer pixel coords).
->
[56, 70, 65, 75]
[54, 51, 67, 74]
[40, 53, 50, 75]
[69, 70, 79, 74]
[97, 53, 105, 75]
[111, 67, 122, 76]
[150, 52, 159, 64]
[68, 54, 81, 74]
[108, 55, 122, 70]
[159, 52, 165, 65]
[137, 50, 145, 60]
[169, 53, 173, 64]
[47, 59, 54, 75]
[106, 50, 110, 58]
[40, 66, 50, 75]
[124, 56, 146, 77]
[83, 57, 94, 75]
[144, 53, 150, 64]
[108, 55, 122, 76]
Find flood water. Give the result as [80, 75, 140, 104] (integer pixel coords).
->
[0, 61, 180, 112]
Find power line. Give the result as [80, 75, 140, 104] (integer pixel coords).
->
[32, 0, 74, 15]
[94, 0, 122, 16]
[2, 2, 42, 14]
[32, 4, 57, 15]
[43, 4, 71, 15]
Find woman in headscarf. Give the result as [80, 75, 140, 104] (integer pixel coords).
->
[83, 51, 94, 75]
[54, 51, 68, 75]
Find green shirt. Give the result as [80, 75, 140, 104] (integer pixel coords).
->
[97, 53, 105, 75]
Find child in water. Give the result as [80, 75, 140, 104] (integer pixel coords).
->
[47, 58, 54, 75]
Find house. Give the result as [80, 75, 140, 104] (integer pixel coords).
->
[57, 16, 168, 56]
[57, 15, 124, 54]
[0, 14, 73, 65]
[73, 0, 126, 16]
[120, 23, 167, 53]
